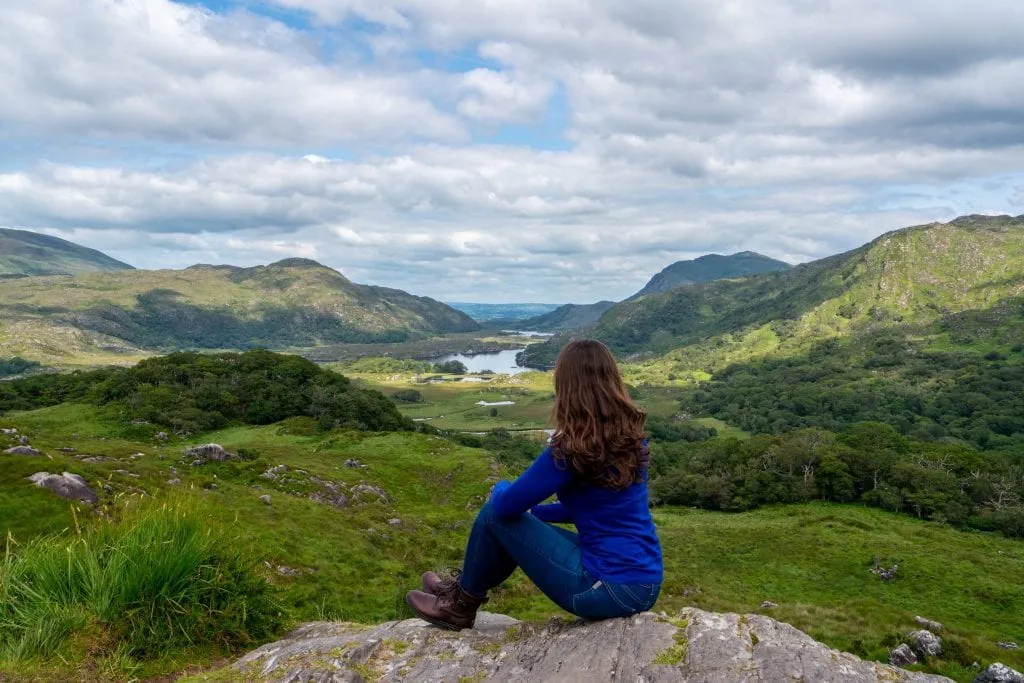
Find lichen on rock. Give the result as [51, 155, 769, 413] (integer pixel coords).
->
[228, 609, 953, 682]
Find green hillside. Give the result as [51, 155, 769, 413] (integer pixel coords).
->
[516, 300, 616, 332]
[2, 395, 1023, 681]
[0, 258, 478, 365]
[529, 215, 1024, 362]
[0, 228, 134, 278]
[630, 251, 791, 299]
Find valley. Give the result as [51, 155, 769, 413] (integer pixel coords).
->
[1, 215, 1024, 681]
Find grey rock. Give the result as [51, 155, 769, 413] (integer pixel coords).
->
[4, 445, 42, 456]
[155, 431, 169, 440]
[759, 600, 778, 609]
[915, 616, 945, 632]
[388, 518, 402, 526]
[871, 563, 899, 581]
[259, 494, 273, 505]
[997, 642, 1020, 650]
[27, 472, 98, 505]
[18, 435, 30, 445]
[891, 643, 919, 667]
[262, 464, 289, 480]
[351, 483, 390, 503]
[78, 456, 113, 463]
[975, 663, 1024, 683]
[309, 491, 349, 508]
[230, 608, 951, 683]
[190, 459, 205, 467]
[57, 447, 77, 453]
[1, 427, 18, 435]
[167, 478, 182, 486]
[344, 458, 366, 468]
[185, 443, 233, 462]
[910, 629, 943, 658]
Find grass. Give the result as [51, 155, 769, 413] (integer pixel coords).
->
[0, 500, 281, 679]
[3, 404, 1024, 681]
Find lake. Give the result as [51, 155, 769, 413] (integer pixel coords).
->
[431, 348, 529, 375]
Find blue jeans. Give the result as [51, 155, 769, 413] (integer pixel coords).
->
[459, 502, 660, 620]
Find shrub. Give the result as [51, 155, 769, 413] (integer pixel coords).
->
[0, 502, 282, 662]
[391, 389, 423, 403]
[432, 360, 467, 375]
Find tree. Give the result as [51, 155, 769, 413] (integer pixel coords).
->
[433, 360, 468, 375]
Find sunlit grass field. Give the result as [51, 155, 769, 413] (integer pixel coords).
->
[2, 402, 1023, 680]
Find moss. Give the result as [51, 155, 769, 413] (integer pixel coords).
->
[348, 662, 381, 682]
[653, 619, 690, 666]
[472, 640, 503, 655]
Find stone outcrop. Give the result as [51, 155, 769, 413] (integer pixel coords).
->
[231, 609, 952, 682]
[27, 472, 98, 504]
[910, 629, 943, 658]
[185, 443, 234, 462]
[4, 445, 42, 456]
[975, 663, 1024, 683]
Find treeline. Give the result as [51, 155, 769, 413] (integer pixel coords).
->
[0, 357, 39, 378]
[689, 335, 1024, 450]
[0, 350, 412, 434]
[649, 423, 1024, 538]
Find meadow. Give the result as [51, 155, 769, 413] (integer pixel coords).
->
[2, 398, 1023, 681]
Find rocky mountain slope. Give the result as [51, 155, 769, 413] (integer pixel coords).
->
[516, 253, 790, 333]
[225, 609, 953, 682]
[516, 300, 616, 332]
[525, 214, 1024, 365]
[630, 251, 791, 299]
[0, 228, 134, 278]
[0, 258, 478, 363]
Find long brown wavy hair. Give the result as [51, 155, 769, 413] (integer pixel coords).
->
[550, 339, 648, 489]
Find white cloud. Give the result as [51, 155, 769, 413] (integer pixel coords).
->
[0, 0, 1022, 301]
[0, 0, 462, 145]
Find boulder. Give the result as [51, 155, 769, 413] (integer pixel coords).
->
[891, 643, 919, 667]
[915, 616, 945, 632]
[997, 642, 1020, 650]
[910, 630, 943, 658]
[1, 427, 18, 435]
[27, 472, 98, 504]
[975, 663, 1024, 683]
[4, 446, 42, 456]
[259, 494, 273, 505]
[351, 483, 390, 503]
[759, 600, 778, 609]
[184, 443, 233, 462]
[230, 609, 951, 683]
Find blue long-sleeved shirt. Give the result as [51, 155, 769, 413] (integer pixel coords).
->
[489, 446, 663, 584]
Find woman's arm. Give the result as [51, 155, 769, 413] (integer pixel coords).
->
[489, 447, 573, 518]
[530, 502, 572, 523]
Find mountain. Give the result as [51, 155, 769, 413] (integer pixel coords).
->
[0, 228, 134, 278]
[0, 258, 478, 363]
[512, 253, 790, 333]
[516, 301, 616, 332]
[526, 214, 1024, 364]
[630, 251, 791, 299]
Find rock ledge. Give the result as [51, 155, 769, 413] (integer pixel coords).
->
[233, 608, 952, 682]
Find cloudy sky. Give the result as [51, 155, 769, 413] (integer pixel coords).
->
[2, 0, 1023, 303]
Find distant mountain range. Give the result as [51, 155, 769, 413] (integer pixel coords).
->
[445, 302, 560, 322]
[0, 228, 134, 278]
[523, 214, 1024, 367]
[0, 257, 478, 363]
[516, 252, 791, 332]
[629, 251, 791, 299]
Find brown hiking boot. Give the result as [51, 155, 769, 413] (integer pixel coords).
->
[421, 568, 460, 595]
[406, 581, 487, 631]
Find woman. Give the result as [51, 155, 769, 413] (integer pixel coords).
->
[406, 339, 663, 630]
